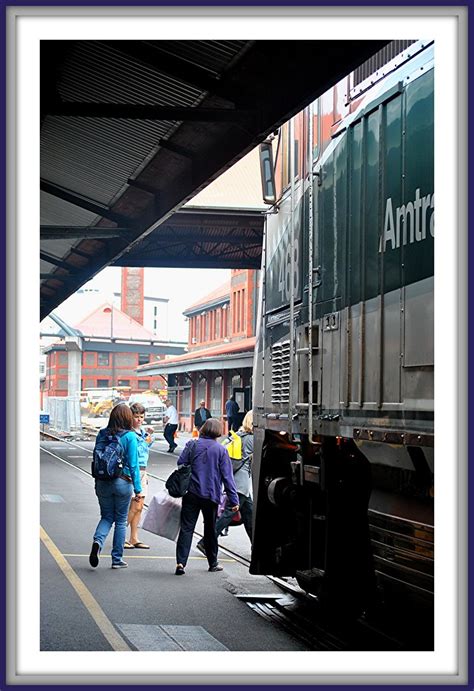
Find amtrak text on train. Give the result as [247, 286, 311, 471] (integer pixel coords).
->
[380, 188, 435, 252]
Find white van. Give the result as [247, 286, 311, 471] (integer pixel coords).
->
[128, 394, 166, 426]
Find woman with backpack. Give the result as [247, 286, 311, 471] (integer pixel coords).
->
[89, 403, 144, 569]
[196, 409, 254, 556]
[174, 418, 239, 576]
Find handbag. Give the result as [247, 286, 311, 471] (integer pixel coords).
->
[217, 493, 243, 526]
[165, 441, 198, 498]
[230, 510, 243, 526]
[139, 490, 182, 541]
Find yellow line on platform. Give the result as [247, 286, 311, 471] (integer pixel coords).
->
[40, 526, 131, 651]
[62, 553, 235, 562]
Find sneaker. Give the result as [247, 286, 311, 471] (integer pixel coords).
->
[175, 564, 185, 575]
[111, 560, 128, 569]
[89, 541, 100, 568]
[196, 541, 206, 556]
[208, 563, 223, 572]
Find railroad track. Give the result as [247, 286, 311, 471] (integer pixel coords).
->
[40, 430, 417, 650]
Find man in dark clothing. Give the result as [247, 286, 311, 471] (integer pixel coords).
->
[194, 400, 211, 430]
[225, 395, 240, 433]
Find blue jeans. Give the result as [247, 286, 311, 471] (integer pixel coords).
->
[93, 478, 133, 564]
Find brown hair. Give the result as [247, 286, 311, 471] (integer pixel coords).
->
[130, 402, 146, 415]
[107, 403, 134, 433]
[199, 418, 222, 439]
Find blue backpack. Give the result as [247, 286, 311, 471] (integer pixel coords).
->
[91, 431, 126, 480]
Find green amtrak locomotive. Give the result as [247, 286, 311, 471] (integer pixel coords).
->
[251, 40, 434, 635]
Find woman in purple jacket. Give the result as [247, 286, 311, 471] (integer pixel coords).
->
[175, 418, 239, 575]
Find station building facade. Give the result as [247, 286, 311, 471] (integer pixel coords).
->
[42, 302, 185, 398]
[137, 269, 259, 431]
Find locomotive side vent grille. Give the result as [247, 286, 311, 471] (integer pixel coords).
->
[352, 40, 417, 87]
[348, 40, 431, 102]
[271, 341, 290, 404]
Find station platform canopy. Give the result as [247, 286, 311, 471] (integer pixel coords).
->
[113, 146, 267, 272]
[40, 39, 389, 319]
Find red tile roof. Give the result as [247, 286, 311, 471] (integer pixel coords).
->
[75, 303, 156, 340]
[138, 336, 256, 370]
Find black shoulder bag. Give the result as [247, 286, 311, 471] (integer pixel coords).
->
[165, 441, 198, 498]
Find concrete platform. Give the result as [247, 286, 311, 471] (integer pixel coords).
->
[40, 441, 308, 652]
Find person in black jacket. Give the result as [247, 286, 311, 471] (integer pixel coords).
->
[225, 395, 240, 433]
[194, 400, 211, 430]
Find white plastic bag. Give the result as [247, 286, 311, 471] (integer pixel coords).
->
[139, 490, 182, 541]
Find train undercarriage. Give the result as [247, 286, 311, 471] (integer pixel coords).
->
[250, 425, 434, 639]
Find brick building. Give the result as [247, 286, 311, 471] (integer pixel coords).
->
[137, 269, 259, 431]
[43, 302, 185, 397]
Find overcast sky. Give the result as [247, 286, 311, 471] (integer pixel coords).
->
[53, 266, 230, 342]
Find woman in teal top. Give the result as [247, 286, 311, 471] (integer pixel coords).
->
[89, 404, 144, 569]
[124, 402, 154, 549]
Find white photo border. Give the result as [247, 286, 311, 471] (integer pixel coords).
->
[5, 3, 468, 687]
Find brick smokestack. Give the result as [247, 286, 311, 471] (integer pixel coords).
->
[121, 268, 144, 324]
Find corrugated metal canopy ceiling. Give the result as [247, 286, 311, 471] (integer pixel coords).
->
[40, 39, 389, 319]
